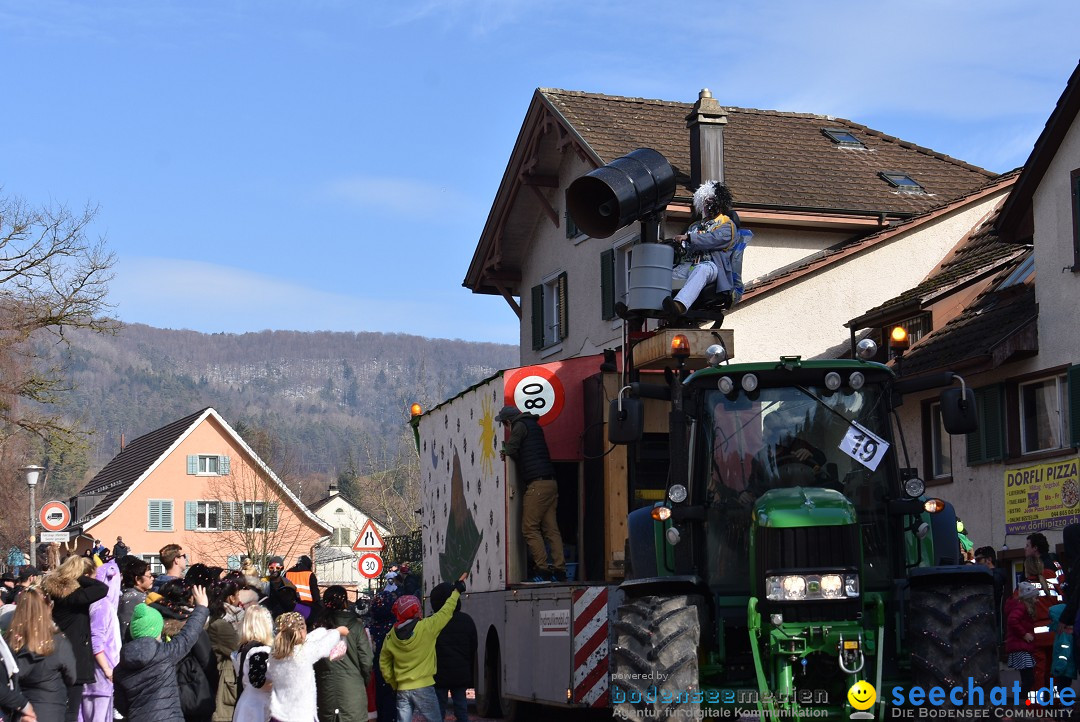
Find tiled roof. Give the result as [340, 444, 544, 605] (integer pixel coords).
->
[309, 493, 390, 531]
[540, 89, 997, 213]
[849, 181, 1027, 326]
[742, 172, 1017, 301]
[75, 408, 210, 523]
[73, 408, 333, 534]
[895, 257, 1037, 377]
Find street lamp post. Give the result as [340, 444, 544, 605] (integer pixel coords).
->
[21, 465, 44, 568]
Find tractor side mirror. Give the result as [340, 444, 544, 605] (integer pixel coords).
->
[940, 387, 978, 435]
[608, 398, 644, 444]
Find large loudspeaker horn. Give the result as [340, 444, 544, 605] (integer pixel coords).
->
[566, 148, 676, 239]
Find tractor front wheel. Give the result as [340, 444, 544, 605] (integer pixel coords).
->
[908, 578, 998, 702]
[611, 594, 702, 721]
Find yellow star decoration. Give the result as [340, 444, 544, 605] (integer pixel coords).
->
[479, 396, 496, 474]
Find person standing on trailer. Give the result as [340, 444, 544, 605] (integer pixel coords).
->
[496, 405, 567, 583]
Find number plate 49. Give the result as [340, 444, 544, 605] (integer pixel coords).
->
[839, 422, 890, 472]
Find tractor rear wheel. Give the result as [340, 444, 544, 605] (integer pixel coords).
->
[908, 578, 998, 702]
[611, 594, 702, 721]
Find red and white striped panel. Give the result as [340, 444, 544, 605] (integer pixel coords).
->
[572, 586, 610, 707]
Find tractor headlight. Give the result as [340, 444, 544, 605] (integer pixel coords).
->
[903, 476, 926, 498]
[668, 484, 688, 503]
[765, 573, 859, 601]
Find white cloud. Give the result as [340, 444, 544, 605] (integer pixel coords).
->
[320, 176, 479, 216]
[111, 257, 518, 343]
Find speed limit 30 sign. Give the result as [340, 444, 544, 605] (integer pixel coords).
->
[358, 553, 383, 580]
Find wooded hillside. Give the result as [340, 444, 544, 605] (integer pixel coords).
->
[48, 324, 518, 502]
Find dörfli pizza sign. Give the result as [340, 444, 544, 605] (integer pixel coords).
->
[1004, 457, 1080, 534]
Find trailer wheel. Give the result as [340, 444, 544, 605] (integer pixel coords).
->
[908, 578, 998, 701]
[611, 594, 701, 721]
[475, 633, 501, 719]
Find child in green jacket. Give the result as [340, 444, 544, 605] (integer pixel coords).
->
[379, 573, 466, 722]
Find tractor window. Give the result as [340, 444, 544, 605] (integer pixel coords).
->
[702, 386, 893, 592]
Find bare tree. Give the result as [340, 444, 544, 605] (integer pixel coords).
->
[0, 194, 116, 443]
[190, 460, 313, 569]
[0, 193, 115, 555]
[342, 430, 421, 536]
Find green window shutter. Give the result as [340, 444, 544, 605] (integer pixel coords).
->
[185, 501, 197, 531]
[601, 249, 615, 320]
[966, 384, 1005, 464]
[1069, 365, 1080, 448]
[267, 502, 280, 531]
[557, 272, 569, 341]
[220, 455, 230, 475]
[531, 284, 544, 350]
[161, 501, 173, 531]
[227, 555, 240, 570]
[187, 455, 197, 475]
[148, 501, 161, 530]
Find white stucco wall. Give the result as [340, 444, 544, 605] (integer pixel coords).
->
[723, 191, 1009, 362]
[894, 111, 1080, 555]
[312, 495, 389, 587]
[1032, 111, 1080, 369]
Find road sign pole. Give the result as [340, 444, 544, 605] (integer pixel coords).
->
[28, 483, 35, 568]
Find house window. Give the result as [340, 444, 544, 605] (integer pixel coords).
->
[600, 238, 635, 321]
[822, 128, 865, 148]
[879, 171, 925, 194]
[929, 402, 952, 479]
[1019, 375, 1070, 454]
[966, 385, 1006, 465]
[187, 455, 230, 476]
[565, 210, 583, 240]
[892, 313, 932, 345]
[531, 272, 568, 350]
[197, 501, 219, 530]
[147, 499, 174, 531]
[331, 527, 354, 546]
[139, 554, 165, 576]
[244, 502, 266, 531]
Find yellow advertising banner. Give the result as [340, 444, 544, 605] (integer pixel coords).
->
[1004, 456, 1080, 534]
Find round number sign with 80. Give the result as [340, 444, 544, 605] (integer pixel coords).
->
[505, 367, 565, 427]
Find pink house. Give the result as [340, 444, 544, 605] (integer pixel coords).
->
[69, 407, 331, 573]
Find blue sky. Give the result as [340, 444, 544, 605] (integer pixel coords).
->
[2, 1, 1077, 345]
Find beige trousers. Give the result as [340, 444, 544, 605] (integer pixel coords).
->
[522, 478, 565, 572]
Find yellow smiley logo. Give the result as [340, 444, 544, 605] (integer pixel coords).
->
[847, 680, 876, 711]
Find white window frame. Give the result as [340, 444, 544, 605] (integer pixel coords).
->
[196, 500, 220, 530]
[139, 553, 165, 577]
[541, 272, 563, 348]
[929, 401, 952, 479]
[1019, 374, 1070, 455]
[147, 499, 174, 532]
[198, 455, 220, 475]
[244, 501, 267, 531]
[611, 237, 636, 328]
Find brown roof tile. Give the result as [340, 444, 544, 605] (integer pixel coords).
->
[895, 257, 1036, 376]
[75, 408, 211, 524]
[541, 89, 997, 213]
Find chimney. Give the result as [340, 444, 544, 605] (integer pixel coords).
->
[686, 88, 727, 188]
[328, 481, 339, 497]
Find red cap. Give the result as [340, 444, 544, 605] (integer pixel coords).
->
[392, 595, 421, 625]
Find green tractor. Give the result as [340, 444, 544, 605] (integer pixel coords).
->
[611, 348, 997, 720]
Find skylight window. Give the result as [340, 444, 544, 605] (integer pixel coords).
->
[1000, 254, 1034, 288]
[879, 171, 925, 194]
[822, 128, 865, 148]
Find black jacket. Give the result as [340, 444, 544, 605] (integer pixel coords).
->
[49, 577, 109, 684]
[429, 583, 477, 689]
[13, 635, 76, 722]
[505, 413, 554, 484]
[114, 605, 209, 722]
[153, 604, 217, 722]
